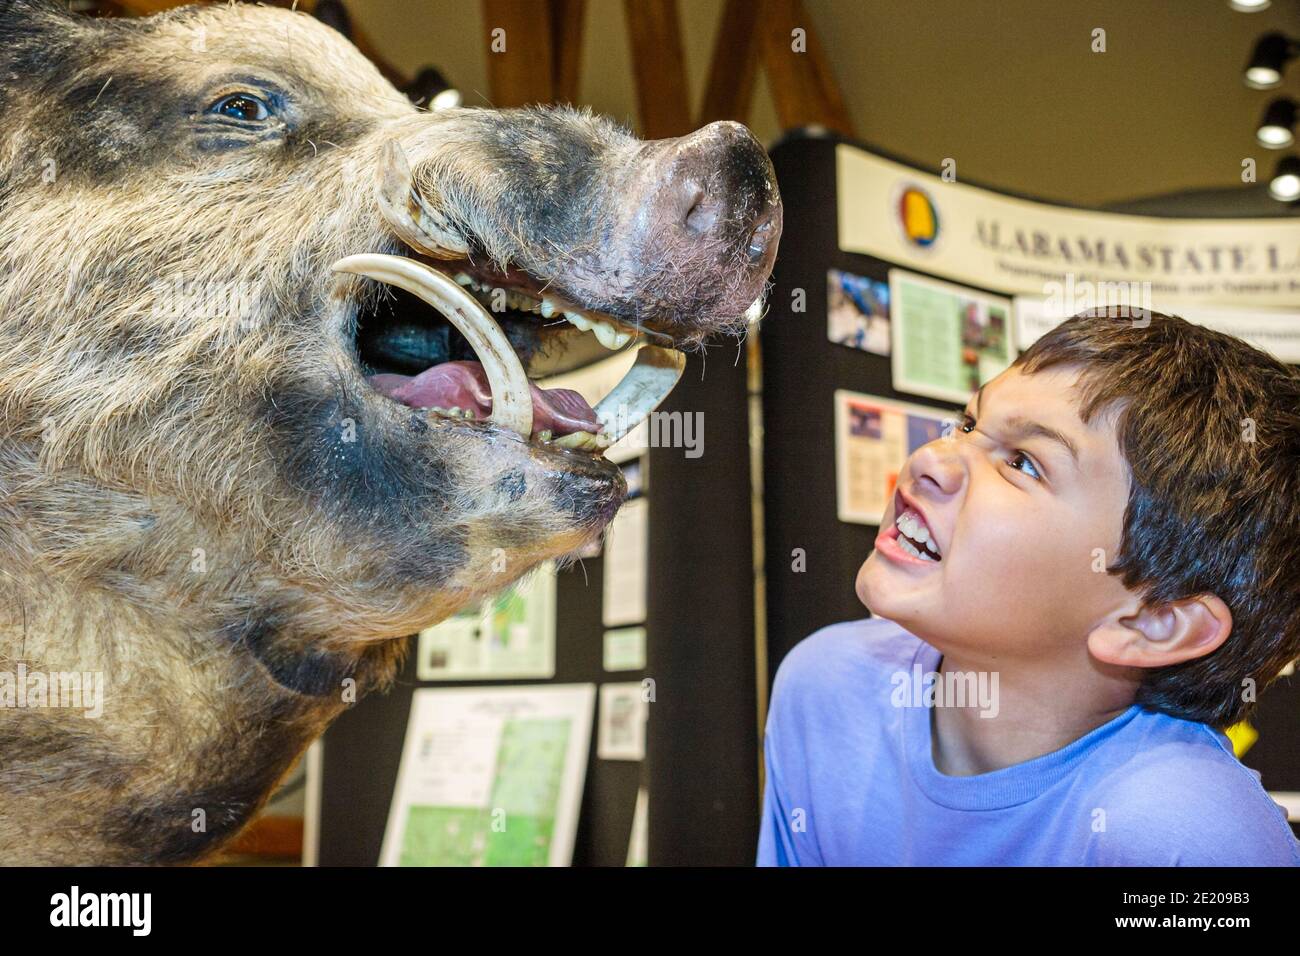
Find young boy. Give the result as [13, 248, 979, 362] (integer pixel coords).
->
[757, 309, 1300, 866]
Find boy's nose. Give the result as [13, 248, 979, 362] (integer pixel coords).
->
[905, 439, 966, 496]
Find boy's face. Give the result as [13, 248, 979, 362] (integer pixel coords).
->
[857, 364, 1136, 662]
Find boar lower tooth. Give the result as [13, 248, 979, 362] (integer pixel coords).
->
[553, 430, 615, 450]
[553, 432, 594, 449]
[593, 345, 685, 441]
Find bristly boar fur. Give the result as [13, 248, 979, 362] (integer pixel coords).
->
[0, 0, 781, 864]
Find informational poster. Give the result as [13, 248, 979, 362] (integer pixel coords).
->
[834, 390, 956, 525]
[890, 268, 1013, 403]
[602, 497, 648, 627]
[416, 562, 556, 681]
[626, 787, 648, 867]
[597, 682, 648, 761]
[603, 626, 647, 672]
[827, 268, 891, 356]
[381, 684, 596, 867]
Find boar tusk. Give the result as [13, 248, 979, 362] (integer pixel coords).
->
[332, 253, 534, 438]
[376, 140, 469, 259]
[593, 345, 685, 441]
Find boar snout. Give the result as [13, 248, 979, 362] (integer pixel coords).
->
[640, 120, 782, 293]
[547, 117, 784, 347]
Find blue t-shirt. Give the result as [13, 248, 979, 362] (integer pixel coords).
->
[757, 617, 1300, 866]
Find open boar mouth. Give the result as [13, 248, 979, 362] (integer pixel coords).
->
[330, 142, 764, 454]
[337, 251, 690, 452]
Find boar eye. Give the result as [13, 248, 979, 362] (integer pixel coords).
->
[211, 93, 271, 122]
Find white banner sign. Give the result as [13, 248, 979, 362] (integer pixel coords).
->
[836, 144, 1300, 310]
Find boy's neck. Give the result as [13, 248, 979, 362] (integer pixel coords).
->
[928, 652, 1136, 777]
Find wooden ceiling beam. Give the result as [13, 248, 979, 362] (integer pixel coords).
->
[622, 0, 691, 139]
[758, 0, 854, 137]
[482, 0, 555, 107]
[550, 0, 586, 106]
[698, 0, 761, 127]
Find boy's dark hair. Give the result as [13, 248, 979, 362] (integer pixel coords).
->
[1013, 308, 1300, 728]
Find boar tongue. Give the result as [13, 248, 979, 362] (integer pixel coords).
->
[367, 360, 601, 436]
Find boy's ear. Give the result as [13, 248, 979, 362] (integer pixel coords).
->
[1087, 594, 1233, 668]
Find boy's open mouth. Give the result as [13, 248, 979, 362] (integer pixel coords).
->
[889, 490, 943, 562]
[895, 507, 942, 561]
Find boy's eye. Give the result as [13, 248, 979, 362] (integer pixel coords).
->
[959, 413, 1043, 482]
[1007, 451, 1042, 480]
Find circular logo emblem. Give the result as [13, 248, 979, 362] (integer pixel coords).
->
[896, 184, 940, 250]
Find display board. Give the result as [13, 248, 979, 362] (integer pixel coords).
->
[317, 501, 649, 867]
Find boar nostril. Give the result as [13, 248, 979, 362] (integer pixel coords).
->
[674, 180, 714, 236]
[684, 197, 719, 235]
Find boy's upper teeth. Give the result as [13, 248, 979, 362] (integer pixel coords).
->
[897, 507, 942, 557]
[899, 510, 929, 543]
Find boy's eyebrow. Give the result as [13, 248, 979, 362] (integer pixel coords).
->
[973, 384, 1082, 469]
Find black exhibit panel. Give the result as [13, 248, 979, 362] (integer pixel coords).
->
[760, 131, 960, 671]
[645, 347, 760, 867]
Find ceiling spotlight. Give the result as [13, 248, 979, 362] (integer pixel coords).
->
[1268, 154, 1300, 202]
[1245, 33, 1294, 90]
[401, 67, 462, 111]
[432, 87, 463, 111]
[1229, 0, 1271, 11]
[1257, 98, 1297, 148]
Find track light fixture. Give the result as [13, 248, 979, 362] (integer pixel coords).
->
[1245, 33, 1296, 90]
[1257, 98, 1297, 148]
[1268, 154, 1300, 201]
